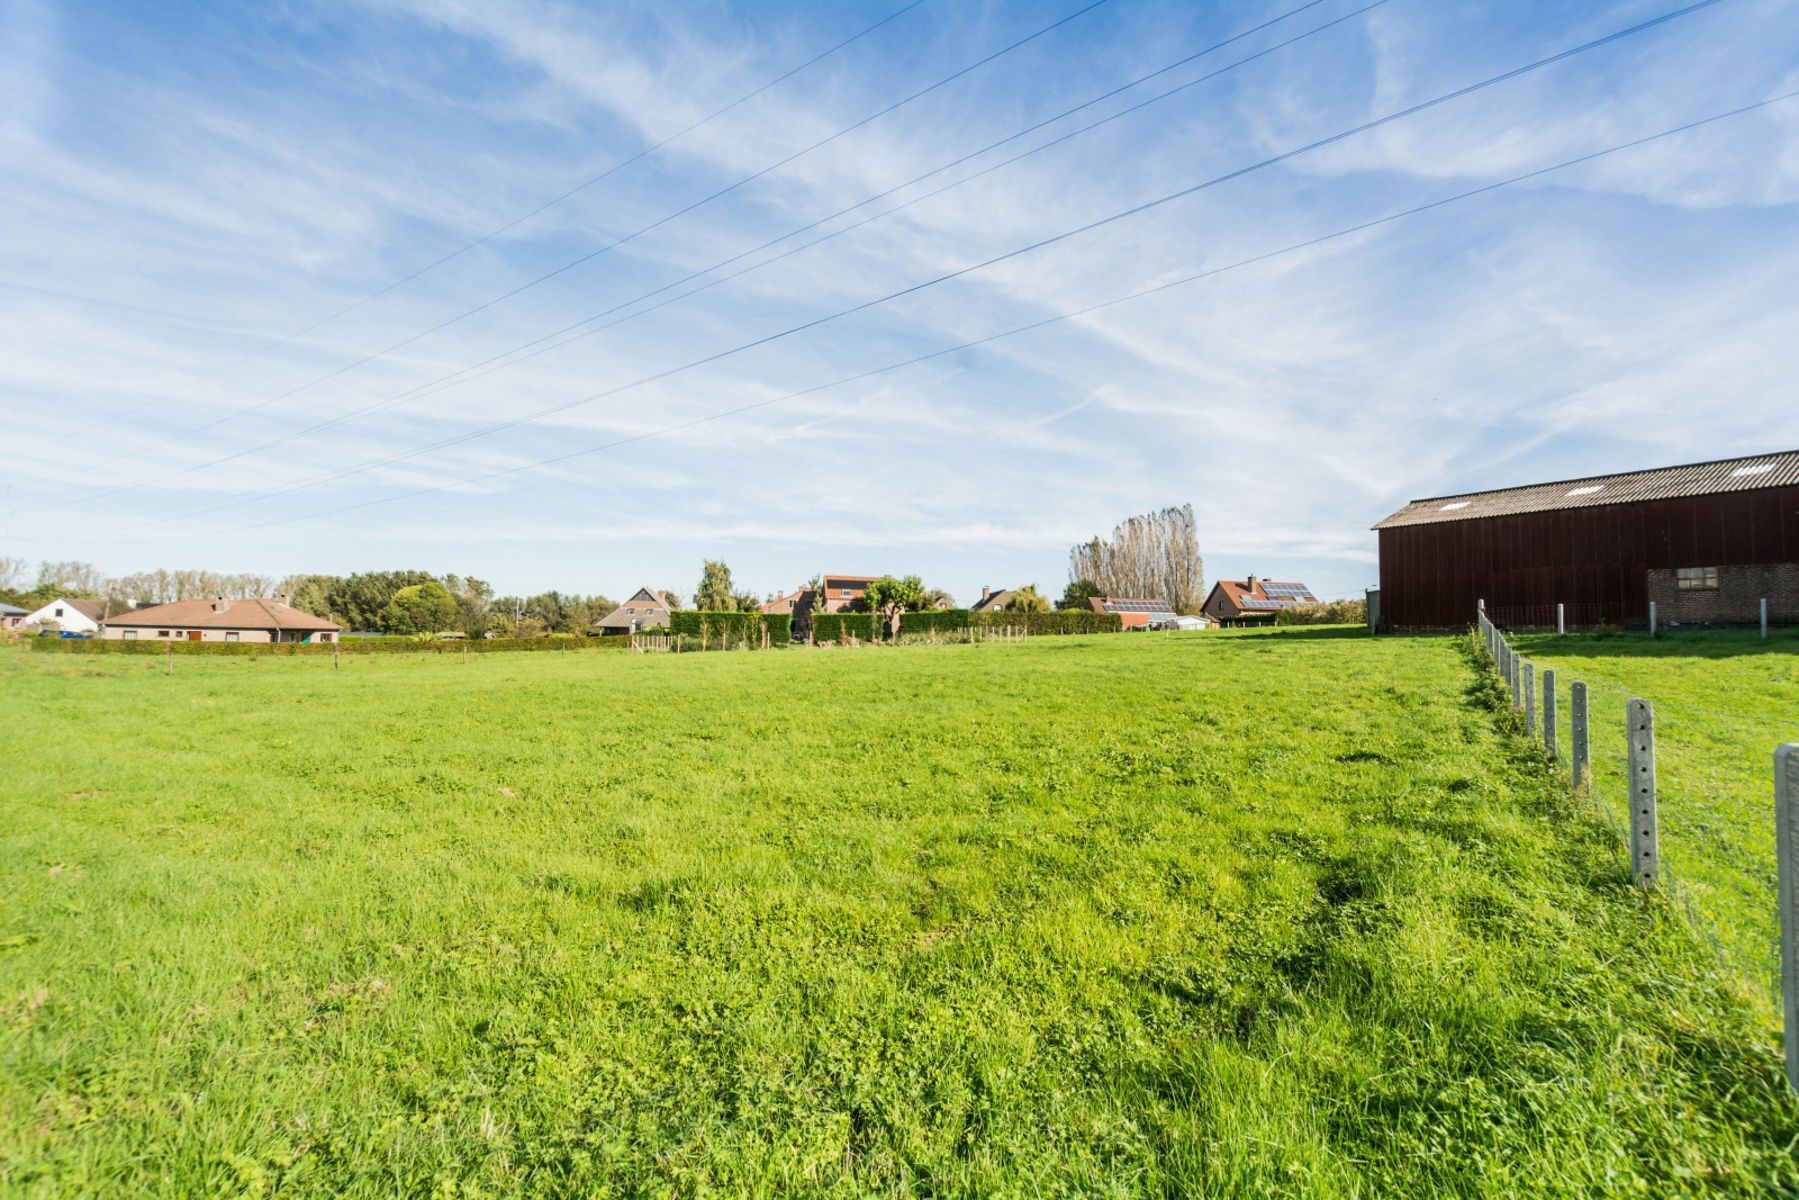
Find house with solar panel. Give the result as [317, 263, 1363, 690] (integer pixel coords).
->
[1084, 595, 1180, 629]
[1201, 576, 1318, 625]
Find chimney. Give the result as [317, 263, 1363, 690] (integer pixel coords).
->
[275, 594, 290, 608]
[212, 596, 228, 613]
[1247, 574, 1258, 596]
[981, 585, 990, 602]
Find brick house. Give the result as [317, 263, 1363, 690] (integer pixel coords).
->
[1202, 577, 1317, 625]
[1085, 596, 1177, 629]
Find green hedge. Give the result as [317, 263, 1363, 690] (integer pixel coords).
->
[896, 609, 1124, 636]
[28, 635, 629, 658]
[666, 611, 790, 647]
[809, 612, 881, 643]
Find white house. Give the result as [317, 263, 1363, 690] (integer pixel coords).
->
[21, 597, 108, 634]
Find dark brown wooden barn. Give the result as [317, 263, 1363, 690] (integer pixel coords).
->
[1372, 450, 1799, 630]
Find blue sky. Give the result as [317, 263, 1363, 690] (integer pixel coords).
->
[2, 0, 1795, 604]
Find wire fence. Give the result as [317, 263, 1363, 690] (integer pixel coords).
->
[1475, 608, 1799, 1053]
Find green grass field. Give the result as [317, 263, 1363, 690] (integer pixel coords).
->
[1506, 627, 1799, 1031]
[2, 630, 1795, 1196]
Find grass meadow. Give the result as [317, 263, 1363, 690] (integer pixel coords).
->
[1, 629, 1795, 1196]
[1508, 626, 1799, 1031]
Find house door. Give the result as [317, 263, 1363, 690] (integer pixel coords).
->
[187, 631, 202, 642]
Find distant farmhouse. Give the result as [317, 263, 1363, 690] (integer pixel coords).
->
[817, 573, 879, 613]
[0, 602, 29, 630]
[595, 588, 675, 635]
[20, 597, 108, 634]
[1085, 596, 1178, 629]
[759, 589, 808, 615]
[969, 586, 1015, 612]
[101, 597, 340, 643]
[1373, 450, 1799, 630]
[1202, 577, 1317, 625]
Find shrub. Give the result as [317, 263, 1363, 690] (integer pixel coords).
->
[666, 611, 789, 648]
[809, 612, 881, 644]
[1275, 599, 1367, 626]
[894, 609, 1124, 637]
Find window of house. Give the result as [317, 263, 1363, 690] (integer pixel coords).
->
[1676, 567, 1718, 591]
[54, 607, 63, 617]
[124, 629, 137, 640]
[840, 589, 852, 598]
[226, 631, 239, 642]
[157, 630, 170, 638]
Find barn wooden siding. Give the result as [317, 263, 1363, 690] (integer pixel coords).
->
[1377, 484, 1799, 629]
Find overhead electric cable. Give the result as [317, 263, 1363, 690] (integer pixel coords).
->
[31, 0, 1741, 547]
[111, 0, 1372, 520]
[51, 0, 1116, 480]
[21, 0, 931, 457]
[86, 87, 1790, 548]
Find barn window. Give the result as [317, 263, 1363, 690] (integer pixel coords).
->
[123, 630, 137, 640]
[157, 630, 170, 638]
[226, 632, 239, 642]
[1676, 567, 1718, 591]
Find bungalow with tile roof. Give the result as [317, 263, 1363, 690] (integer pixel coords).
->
[0, 602, 30, 630]
[100, 596, 341, 643]
[1084, 596, 1178, 629]
[1201, 575, 1317, 625]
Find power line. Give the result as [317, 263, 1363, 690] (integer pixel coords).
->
[46, 0, 1117, 485]
[106, 0, 1372, 522]
[34, 4, 1752, 548]
[19, 0, 931, 458]
[98, 88, 1794, 549]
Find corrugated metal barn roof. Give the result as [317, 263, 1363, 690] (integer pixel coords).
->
[1373, 450, 1799, 530]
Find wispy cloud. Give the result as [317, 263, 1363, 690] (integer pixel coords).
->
[1, 0, 1794, 602]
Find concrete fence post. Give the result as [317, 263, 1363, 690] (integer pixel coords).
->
[1776, 744, 1799, 1093]
[1542, 669, 1557, 757]
[1628, 698, 1658, 888]
[1556, 603, 1565, 635]
[1571, 681, 1589, 789]
[1764, 597, 1770, 641]
[1649, 600, 1658, 638]
[1510, 650, 1521, 711]
[1524, 661, 1536, 735]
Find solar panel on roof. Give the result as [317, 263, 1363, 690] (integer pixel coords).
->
[1240, 598, 1284, 610]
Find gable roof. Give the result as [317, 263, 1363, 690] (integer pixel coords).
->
[0, 602, 29, 616]
[969, 588, 1014, 612]
[102, 598, 340, 631]
[28, 597, 110, 621]
[1373, 449, 1799, 530]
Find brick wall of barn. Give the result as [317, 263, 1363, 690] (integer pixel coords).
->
[1647, 563, 1799, 625]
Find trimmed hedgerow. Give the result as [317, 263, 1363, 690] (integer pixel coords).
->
[896, 609, 1124, 636]
[809, 612, 881, 644]
[666, 611, 790, 648]
[27, 635, 629, 657]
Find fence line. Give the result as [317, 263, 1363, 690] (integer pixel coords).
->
[1477, 606, 1799, 1089]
